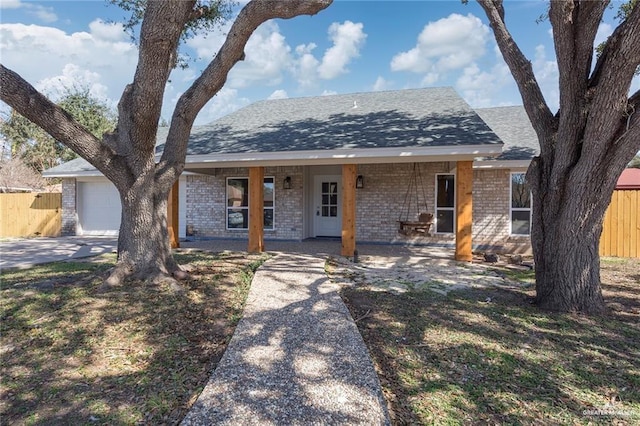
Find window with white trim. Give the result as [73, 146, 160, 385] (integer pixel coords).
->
[510, 172, 531, 235]
[226, 177, 274, 230]
[435, 174, 455, 233]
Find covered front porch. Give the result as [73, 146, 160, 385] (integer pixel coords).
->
[167, 160, 475, 262]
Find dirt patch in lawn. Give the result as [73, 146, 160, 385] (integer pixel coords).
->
[338, 256, 640, 425]
[0, 250, 268, 425]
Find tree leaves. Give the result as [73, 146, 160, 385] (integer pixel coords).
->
[0, 87, 116, 172]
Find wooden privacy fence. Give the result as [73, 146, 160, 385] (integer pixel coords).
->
[0, 193, 61, 237]
[600, 189, 639, 258]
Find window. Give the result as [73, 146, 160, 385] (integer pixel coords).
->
[320, 181, 338, 217]
[510, 173, 531, 235]
[226, 177, 274, 230]
[435, 174, 455, 233]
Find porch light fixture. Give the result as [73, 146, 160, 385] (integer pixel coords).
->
[356, 175, 364, 189]
[283, 176, 292, 190]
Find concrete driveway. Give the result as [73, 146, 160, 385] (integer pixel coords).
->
[0, 236, 117, 271]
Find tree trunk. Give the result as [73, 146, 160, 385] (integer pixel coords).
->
[531, 201, 606, 314]
[477, 0, 640, 314]
[528, 159, 611, 314]
[106, 174, 179, 285]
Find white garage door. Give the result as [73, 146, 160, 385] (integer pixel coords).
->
[77, 178, 187, 238]
[77, 180, 121, 235]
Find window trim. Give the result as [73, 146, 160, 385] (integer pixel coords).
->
[434, 173, 456, 234]
[509, 172, 532, 236]
[226, 176, 275, 231]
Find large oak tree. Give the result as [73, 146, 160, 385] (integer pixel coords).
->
[0, 0, 332, 285]
[478, 0, 640, 313]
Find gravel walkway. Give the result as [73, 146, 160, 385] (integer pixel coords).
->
[181, 252, 390, 425]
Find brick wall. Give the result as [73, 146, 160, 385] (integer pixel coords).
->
[187, 166, 304, 240]
[184, 163, 530, 252]
[355, 164, 529, 251]
[473, 169, 533, 253]
[355, 162, 449, 242]
[472, 169, 511, 247]
[61, 178, 77, 236]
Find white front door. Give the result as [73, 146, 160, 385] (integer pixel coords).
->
[313, 175, 342, 237]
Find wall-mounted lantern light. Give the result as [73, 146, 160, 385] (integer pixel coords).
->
[356, 175, 364, 189]
[283, 176, 292, 190]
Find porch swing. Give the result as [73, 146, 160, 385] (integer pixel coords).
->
[397, 163, 434, 235]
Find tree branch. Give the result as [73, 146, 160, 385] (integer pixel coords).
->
[477, 0, 555, 148]
[120, 0, 196, 164]
[547, 1, 608, 187]
[0, 64, 116, 174]
[608, 88, 640, 164]
[583, 1, 640, 156]
[156, 0, 333, 183]
[550, 0, 607, 107]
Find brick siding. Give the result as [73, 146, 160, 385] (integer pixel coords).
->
[186, 166, 304, 240]
[61, 178, 77, 236]
[62, 162, 529, 252]
[472, 169, 511, 246]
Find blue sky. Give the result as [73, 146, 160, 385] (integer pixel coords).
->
[0, 0, 635, 125]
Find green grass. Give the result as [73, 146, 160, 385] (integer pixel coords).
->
[492, 267, 536, 284]
[1, 251, 269, 425]
[341, 258, 640, 425]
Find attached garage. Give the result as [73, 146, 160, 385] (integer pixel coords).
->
[77, 178, 120, 235]
[75, 177, 187, 238]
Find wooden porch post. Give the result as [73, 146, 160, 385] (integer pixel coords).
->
[341, 164, 357, 257]
[455, 160, 473, 261]
[167, 180, 180, 249]
[248, 166, 265, 253]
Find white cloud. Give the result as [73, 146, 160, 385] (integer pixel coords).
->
[532, 44, 559, 112]
[372, 76, 390, 91]
[317, 21, 366, 80]
[456, 45, 514, 107]
[0, 0, 22, 9]
[0, 22, 137, 109]
[2, 1, 57, 23]
[321, 89, 338, 96]
[421, 73, 440, 86]
[228, 22, 292, 88]
[195, 88, 251, 124]
[268, 89, 288, 100]
[391, 13, 489, 82]
[88, 19, 127, 42]
[37, 63, 110, 102]
[186, 19, 366, 91]
[292, 43, 320, 87]
[28, 4, 56, 23]
[188, 21, 293, 89]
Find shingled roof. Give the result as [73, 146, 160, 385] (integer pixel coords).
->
[475, 106, 539, 161]
[157, 87, 502, 157]
[44, 87, 513, 177]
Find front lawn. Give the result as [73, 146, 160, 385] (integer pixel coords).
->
[341, 257, 640, 424]
[0, 250, 268, 425]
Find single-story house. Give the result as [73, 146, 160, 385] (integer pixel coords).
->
[43, 87, 540, 258]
